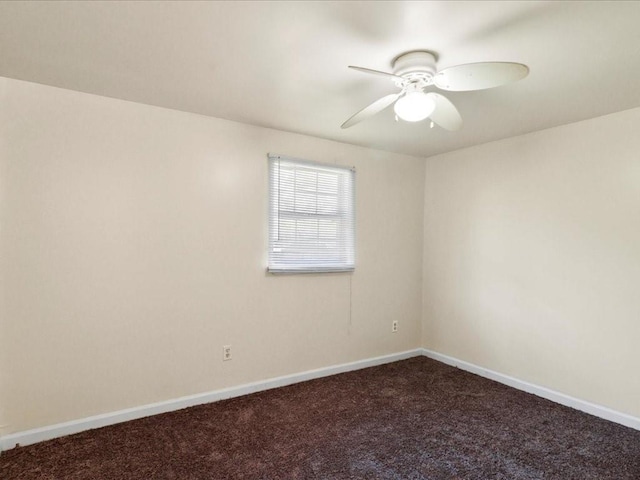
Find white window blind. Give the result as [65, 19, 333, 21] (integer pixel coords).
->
[268, 154, 355, 273]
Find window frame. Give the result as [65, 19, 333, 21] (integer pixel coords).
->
[267, 154, 356, 274]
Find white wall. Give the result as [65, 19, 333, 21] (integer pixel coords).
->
[423, 107, 640, 418]
[0, 77, 425, 434]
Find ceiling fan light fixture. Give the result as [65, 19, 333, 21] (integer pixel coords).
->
[342, 50, 527, 130]
[393, 91, 435, 122]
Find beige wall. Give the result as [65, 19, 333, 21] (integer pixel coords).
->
[3, 73, 639, 437]
[0, 77, 425, 434]
[423, 107, 640, 418]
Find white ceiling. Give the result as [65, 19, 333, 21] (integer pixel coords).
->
[1, 1, 640, 158]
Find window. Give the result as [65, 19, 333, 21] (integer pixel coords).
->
[268, 154, 355, 273]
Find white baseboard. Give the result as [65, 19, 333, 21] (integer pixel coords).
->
[421, 348, 640, 431]
[0, 349, 422, 451]
[3, 347, 638, 451]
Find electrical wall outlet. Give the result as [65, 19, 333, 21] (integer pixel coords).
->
[223, 345, 232, 361]
[392, 320, 398, 333]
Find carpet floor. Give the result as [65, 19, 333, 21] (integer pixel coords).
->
[1, 357, 639, 479]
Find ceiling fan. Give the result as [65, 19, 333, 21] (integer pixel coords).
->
[341, 51, 529, 131]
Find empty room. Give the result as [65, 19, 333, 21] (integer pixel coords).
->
[1, 1, 639, 479]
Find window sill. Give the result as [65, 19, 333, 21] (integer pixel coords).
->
[267, 266, 354, 275]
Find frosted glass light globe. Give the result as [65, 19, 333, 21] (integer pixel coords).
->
[394, 92, 436, 122]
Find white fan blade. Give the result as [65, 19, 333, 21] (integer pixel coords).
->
[341, 93, 401, 129]
[426, 93, 462, 131]
[434, 62, 529, 91]
[349, 66, 405, 82]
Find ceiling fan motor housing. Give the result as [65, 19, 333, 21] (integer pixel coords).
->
[393, 51, 437, 85]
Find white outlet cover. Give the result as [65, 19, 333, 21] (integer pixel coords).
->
[223, 345, 232, 361]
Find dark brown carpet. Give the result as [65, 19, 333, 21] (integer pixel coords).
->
[2, 357, 640, 479]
